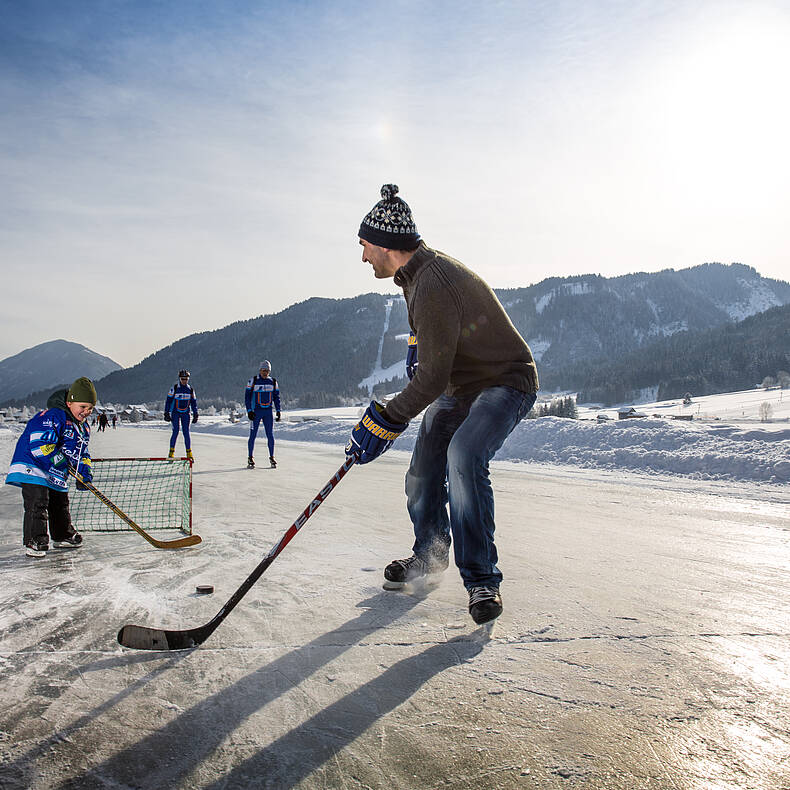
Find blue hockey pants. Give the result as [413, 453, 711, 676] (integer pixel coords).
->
[170, 411, 192, 451]
[248, 409, 274, 458]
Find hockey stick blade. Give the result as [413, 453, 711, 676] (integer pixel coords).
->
[69, 467, 202, 549]
[118, 455, 356, 650]
[148, 534, 202, 549]
[117, 624, 205, 651]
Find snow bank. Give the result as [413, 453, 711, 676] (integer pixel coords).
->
[182, 413, 790, 485]
[0, 426, 21, 468]
[499, 417, 790, 484]
[2, 411, 788, 485]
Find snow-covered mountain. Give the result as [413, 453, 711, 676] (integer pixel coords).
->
[9, 263, 788, 409]
[90, 263, 790, 407]
[500, 263, 790, 376]
[0, 340, 121, 403]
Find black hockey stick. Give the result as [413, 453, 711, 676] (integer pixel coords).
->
[69, 468, 202, 549]
[118, 455, 356, 650]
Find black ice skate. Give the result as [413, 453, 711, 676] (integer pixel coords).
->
[383, 553, 448, 591]
[468, 586, 502, 625]
[269, 456, 277, 468]
[25, 537, 49, 558]
[53, 532, 83, 548]
[247, 456, 255, 469]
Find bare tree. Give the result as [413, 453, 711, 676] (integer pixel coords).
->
[761, 376, 776, 390]
[759, 401, 773, 422]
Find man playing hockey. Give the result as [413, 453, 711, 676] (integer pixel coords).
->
[164, 370, 199, 460]
[245, 360, 281, 468]
[5, 377, 96, 557]
[345, 184, 539, 626]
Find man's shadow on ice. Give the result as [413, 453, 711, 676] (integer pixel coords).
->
[203, 632, 485, 790]
[56, 592, 481, 789]
[3, 651, 191, 790]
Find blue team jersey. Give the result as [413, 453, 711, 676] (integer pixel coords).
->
[165, 383, 198, 415]
[245, 375, 281, 411]
[6, 405, 92, 491]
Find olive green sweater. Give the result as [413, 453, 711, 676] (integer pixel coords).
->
[383, 243, 539, 425]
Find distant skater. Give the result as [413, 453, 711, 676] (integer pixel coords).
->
[5, 377, 96, 557]
[164, 369, 199, 460]
[345, 184, 539, 626]
[245, 360, 281, 468]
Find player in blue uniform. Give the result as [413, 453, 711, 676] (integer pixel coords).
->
[164, 369, 199, 460]
[5, 377, 96, 557]
[245, 360, 281, 468]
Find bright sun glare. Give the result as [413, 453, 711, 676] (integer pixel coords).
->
[640, 9, 790, 206]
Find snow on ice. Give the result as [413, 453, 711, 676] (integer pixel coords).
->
[1, 387, 788, 484]
[189, 412, 790, 484]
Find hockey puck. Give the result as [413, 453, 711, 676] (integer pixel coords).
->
[195, 585, 214, 595]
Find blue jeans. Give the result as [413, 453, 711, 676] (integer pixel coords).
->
[405, 386, 536, 589]
[248, 409, 275, 457]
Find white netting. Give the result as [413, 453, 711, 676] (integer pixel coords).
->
[70, 458, 192, 534]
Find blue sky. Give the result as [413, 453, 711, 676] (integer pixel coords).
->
[2, 0, 789, 367]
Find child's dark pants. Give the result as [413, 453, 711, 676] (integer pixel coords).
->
[21, 484, 73, 545]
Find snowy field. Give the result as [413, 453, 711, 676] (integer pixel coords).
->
[137, 385, 790, 484]
[0, 388, 789, 788]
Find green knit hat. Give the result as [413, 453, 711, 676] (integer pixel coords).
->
[67, 377, 97, 405]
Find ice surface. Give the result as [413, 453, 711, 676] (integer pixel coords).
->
[0, 388, 788, 788]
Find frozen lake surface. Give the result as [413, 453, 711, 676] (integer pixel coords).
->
[0, 423, 788, 788]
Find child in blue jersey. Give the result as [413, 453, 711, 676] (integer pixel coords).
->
[245, 360, 281, 468]
[5, 377, 96, 557]
[164, 369, 199, 460]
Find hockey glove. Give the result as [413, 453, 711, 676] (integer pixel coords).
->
[247, 410, 256, 420]
[276, 411, 281, 422]
[192, 414, 198, 423]
[164, 412, 171, 422]
[345, 401, 408, 465]
[70, 464, 92, 489]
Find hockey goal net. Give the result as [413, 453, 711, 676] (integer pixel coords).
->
[70, 457, 193, 534]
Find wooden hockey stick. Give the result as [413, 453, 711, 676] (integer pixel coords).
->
[117, 455, 355, 650]
[69, 468, 202, 549]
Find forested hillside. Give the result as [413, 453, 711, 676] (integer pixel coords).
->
[4, 263, 789, 409]
[573, 304, 790, 405]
